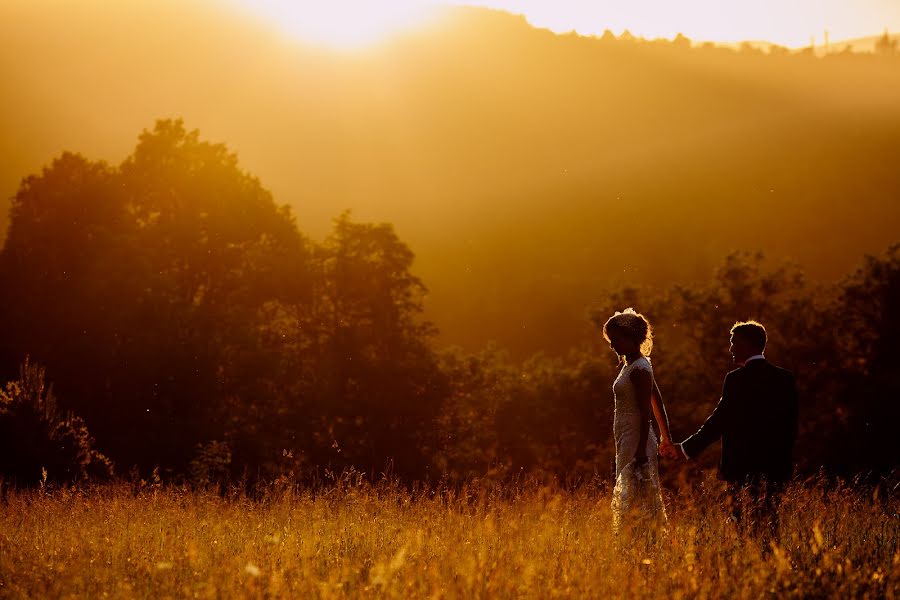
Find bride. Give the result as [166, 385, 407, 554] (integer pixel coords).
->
[602, 308, 673, 538]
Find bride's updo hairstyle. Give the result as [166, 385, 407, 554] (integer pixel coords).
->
[602, 308, 654, 356]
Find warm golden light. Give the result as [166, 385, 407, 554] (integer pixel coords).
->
[456, 0, 900, 48]
[229, 0, 900, 51]
[230, 0, 441, 49]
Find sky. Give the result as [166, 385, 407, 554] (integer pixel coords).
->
[457, 0, 900, 47]
[228, 0, 900, 50]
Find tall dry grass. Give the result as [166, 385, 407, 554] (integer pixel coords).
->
[0, 473, 897, 598]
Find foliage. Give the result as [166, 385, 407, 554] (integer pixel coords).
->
[831, 244, 900, 473]
[0, 121, 897, 484]
[188, 441, 233, 488]
[6, 5, 900, 362]
[0, 121, 444, 482]
[875, 29, 899, 56]
[0, 358, 112, 485]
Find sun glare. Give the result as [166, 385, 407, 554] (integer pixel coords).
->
[233, 0, 441, 50]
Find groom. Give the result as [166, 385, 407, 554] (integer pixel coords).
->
[663, 321, 799, 541]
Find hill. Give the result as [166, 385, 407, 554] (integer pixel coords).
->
[2, 2, 900, 356]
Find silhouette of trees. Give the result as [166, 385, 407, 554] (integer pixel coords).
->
[0, 120, 310, 475]
[875, 29, 898, 56]
[6, 6, 900, 366]
[113, 120, 310, 473]
[240, 213, 445, 479]
[310, 215, 441, 473]
[830, 244, 900, 472]
[0, 121, 896, 485]
[0, 121, 450, 481]
[672, 33, 691, 50]
[0, 359, 112, 485]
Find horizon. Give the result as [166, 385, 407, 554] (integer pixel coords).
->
[459, 0, 900, 48]
[225, 0, 900, 51]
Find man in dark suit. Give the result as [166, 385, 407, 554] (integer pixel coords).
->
[664, 321, 799, 544]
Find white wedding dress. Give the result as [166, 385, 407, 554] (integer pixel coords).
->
[611, 356, 667, 535]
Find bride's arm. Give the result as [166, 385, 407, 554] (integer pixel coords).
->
[650, 377, 672, 445]
[631, 368, 653, 464]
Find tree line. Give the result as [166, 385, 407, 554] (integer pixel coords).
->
[1, 121, 897, 486]
[5, 6, 900, 362]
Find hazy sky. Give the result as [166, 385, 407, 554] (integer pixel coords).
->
[458, 0, 900, 47]
[229, 0, 900, 49]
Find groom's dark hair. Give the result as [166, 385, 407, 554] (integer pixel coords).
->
[730, 320, 767, 352]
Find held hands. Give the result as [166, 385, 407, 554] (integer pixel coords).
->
[658, 439, 682, 461]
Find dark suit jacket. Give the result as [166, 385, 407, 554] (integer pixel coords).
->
[682, 359, 799, 484]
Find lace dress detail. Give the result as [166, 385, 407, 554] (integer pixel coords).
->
[611, 356, 667, 536]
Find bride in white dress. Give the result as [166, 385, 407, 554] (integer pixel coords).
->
[602, 308, 673, 538]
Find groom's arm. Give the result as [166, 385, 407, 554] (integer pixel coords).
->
[784, 374, 800, 477]
[681, 373, 735, 459]
[783, 372, 800, 454]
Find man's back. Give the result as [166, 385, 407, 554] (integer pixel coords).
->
[719, 360, 798, 483]
[682, 359, 799, 483]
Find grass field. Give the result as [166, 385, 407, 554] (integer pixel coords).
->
[1, 474, 897, 598]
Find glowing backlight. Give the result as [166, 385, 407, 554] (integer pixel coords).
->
[232, 0, 440, 50]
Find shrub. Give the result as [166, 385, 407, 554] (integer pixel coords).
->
[0, 358, 112, 485]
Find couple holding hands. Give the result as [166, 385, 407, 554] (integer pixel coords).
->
[604, 309, 799, 542]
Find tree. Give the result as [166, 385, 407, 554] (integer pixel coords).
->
[0, 152, 137, 460]
[875, 29, 898, 56]
[113, 120, 311, 471]
[308, 214, 442, 477]
[831, 244, 900, 473]
[672, 33, 691, 50]
[0, 120, 311, 473]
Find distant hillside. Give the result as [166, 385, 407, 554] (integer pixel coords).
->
[2, 2, 900, 357]
[726, 32, 900, 56]
[820, 32, 900, 55]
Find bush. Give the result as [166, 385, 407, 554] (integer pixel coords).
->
[0, 358, 112, 486]
[189, 440, 233, 487]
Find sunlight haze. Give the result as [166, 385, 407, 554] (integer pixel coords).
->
[459, 0, 900, 47]
[0, 9, 898, 584]
[229, 0, 442, 49]
[2, 0, 900, 357]
[231, 0, 900, 49]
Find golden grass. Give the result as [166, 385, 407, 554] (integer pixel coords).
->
[0, 475, 897, 599]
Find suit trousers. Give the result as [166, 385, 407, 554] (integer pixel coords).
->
[726, 480, 784, 549]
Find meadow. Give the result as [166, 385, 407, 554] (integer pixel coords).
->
[1, 474, 897, 598]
